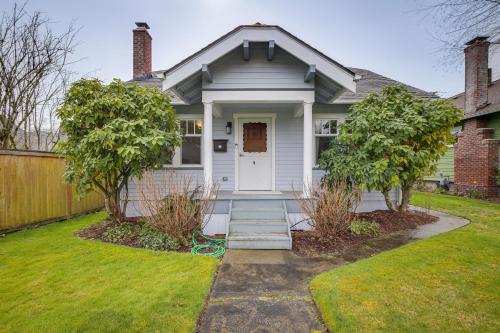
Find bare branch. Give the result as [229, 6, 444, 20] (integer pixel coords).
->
[0, 2, 79, 150]
[414, 0, 500, 68]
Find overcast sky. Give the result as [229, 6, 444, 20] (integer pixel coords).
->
[2, 0, 466, 97]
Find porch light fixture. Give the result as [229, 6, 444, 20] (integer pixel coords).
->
[226, 122, 232, 135]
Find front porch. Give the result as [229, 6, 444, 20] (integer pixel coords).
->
[199, 91, 318, 195]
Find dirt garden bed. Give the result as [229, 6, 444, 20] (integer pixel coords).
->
[292, 210, 438, 256]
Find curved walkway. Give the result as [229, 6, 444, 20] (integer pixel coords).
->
[198, 209, 469, 333]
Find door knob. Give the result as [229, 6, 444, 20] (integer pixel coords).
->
[253, 161, 255, 165]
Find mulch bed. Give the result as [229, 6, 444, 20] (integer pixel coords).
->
[292, 210, 438, 257]
[75, 220, 225, 253]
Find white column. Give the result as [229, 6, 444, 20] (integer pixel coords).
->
[303, 101, 313, 196]
[203, 102, 213, 193]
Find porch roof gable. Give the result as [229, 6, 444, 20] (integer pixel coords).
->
[162, 24, 357, 94]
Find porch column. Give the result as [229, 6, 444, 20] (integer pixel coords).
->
[203, 102, 213, 192]
[303, 101, 313, 195]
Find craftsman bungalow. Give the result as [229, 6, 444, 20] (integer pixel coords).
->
[127, 23, 437, 249]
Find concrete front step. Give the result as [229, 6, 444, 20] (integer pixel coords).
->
[227, 199, 291, 249]
[229, 220, 289, 233]
[231, 207, 285, 220]
[227, 232, 292, 250]
[231, 199, 284, 209]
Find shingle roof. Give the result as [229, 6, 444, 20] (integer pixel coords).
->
[130, 67, 437, 103]
[336, 67, 438, 102]
[129, 25, 437, 103]
[449, 79, 500, 119]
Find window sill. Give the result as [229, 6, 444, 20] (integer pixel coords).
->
[162, 165, 204, 170]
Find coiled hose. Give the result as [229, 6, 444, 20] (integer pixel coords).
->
[191, 230, 225, 258]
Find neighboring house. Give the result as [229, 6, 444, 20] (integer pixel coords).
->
[127, 22, 437, 248]
[451, 35, 500, 197]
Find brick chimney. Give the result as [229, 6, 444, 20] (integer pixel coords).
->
[133, 22, 152, 80]
[464, 36, 490, 115]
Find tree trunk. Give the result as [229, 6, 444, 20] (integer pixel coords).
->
[398, 185, 412, 212]
[383, 190, 396, 211]
[105, 189, 126, 223]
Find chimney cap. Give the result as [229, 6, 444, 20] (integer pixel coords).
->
[465, 36, 489, 46]
[135, 22, 150, 29]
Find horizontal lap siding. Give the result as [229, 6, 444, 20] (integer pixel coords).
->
[213, 116, 235, 190]
[126, 169, 204, 201]
[275, 110, 303, 191]
[125, 169, 204, 217]
[424, 147, 455, 182]
[313, 169, 396, 211]
[204, 42, 312, 90]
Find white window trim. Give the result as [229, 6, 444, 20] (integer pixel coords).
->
[163, 114, 204, 168]
[313, 113, 348, 167]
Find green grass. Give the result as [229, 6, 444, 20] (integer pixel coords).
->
[0, 212, 218, 333]
[310, 192, 500, 332]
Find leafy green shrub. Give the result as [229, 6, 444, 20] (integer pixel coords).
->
[350, 220, 380, 236]
[463, 188, 486, 200]
[103, 223, 137, 243]
[137, 224, 180, 251]
[102, 222, 180, 251]
[433, 187, 446, 194]
[319, 85, 462, 212]
[57, 79, 181, 223]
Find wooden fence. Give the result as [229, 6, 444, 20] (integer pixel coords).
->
[0, 150, 104, 232]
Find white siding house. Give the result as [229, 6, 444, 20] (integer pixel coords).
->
[126, 23, 436, 248]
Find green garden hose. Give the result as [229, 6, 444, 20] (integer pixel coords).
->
[191, 230, 225, 258]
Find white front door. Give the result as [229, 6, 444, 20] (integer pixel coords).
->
[237, 117, 273, 191]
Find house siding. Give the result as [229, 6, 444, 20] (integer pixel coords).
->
[424, 146, 455, 182]
[124, 103, 397, 218]
[203, 42, 313, 90]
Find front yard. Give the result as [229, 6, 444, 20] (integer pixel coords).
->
[310, 192, 500, 332]
[0, 212, 218, 333]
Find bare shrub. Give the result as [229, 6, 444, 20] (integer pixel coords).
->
[135, 171, 218, 245]
[297, 180, 360, 238]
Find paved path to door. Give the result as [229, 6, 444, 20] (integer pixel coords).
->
[198, 209, 469, 333]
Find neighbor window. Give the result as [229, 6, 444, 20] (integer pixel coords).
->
[160, 118, 203, 167]
[314, 119, 338, 164]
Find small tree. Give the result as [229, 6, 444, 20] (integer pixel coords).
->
[320, 85, 462, 212]
[57, 79, 181, 222]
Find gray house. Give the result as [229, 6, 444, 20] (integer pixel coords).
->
[127, 23, 436, 249]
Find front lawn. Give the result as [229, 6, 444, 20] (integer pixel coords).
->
[0, 212, 218, 333]
[310, 192, 500, 332]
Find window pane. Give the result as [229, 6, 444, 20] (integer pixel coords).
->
[329, 120, 338, 134]
[188, 120, 195, 134]
[182, 137, 201, 164]
[243, 122, 267, 152]
[315, 120, 330, 134]
[316, 136, 333, 162]
[195, 120, 203, 134]
[314, 120, 336, 134]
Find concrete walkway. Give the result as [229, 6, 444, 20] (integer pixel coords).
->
[198, 209, 469, 333]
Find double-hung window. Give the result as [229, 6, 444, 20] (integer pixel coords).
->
[313, 115, 351, 165]
[314, 119, 338, 164]
[160, 116, 203, 167]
